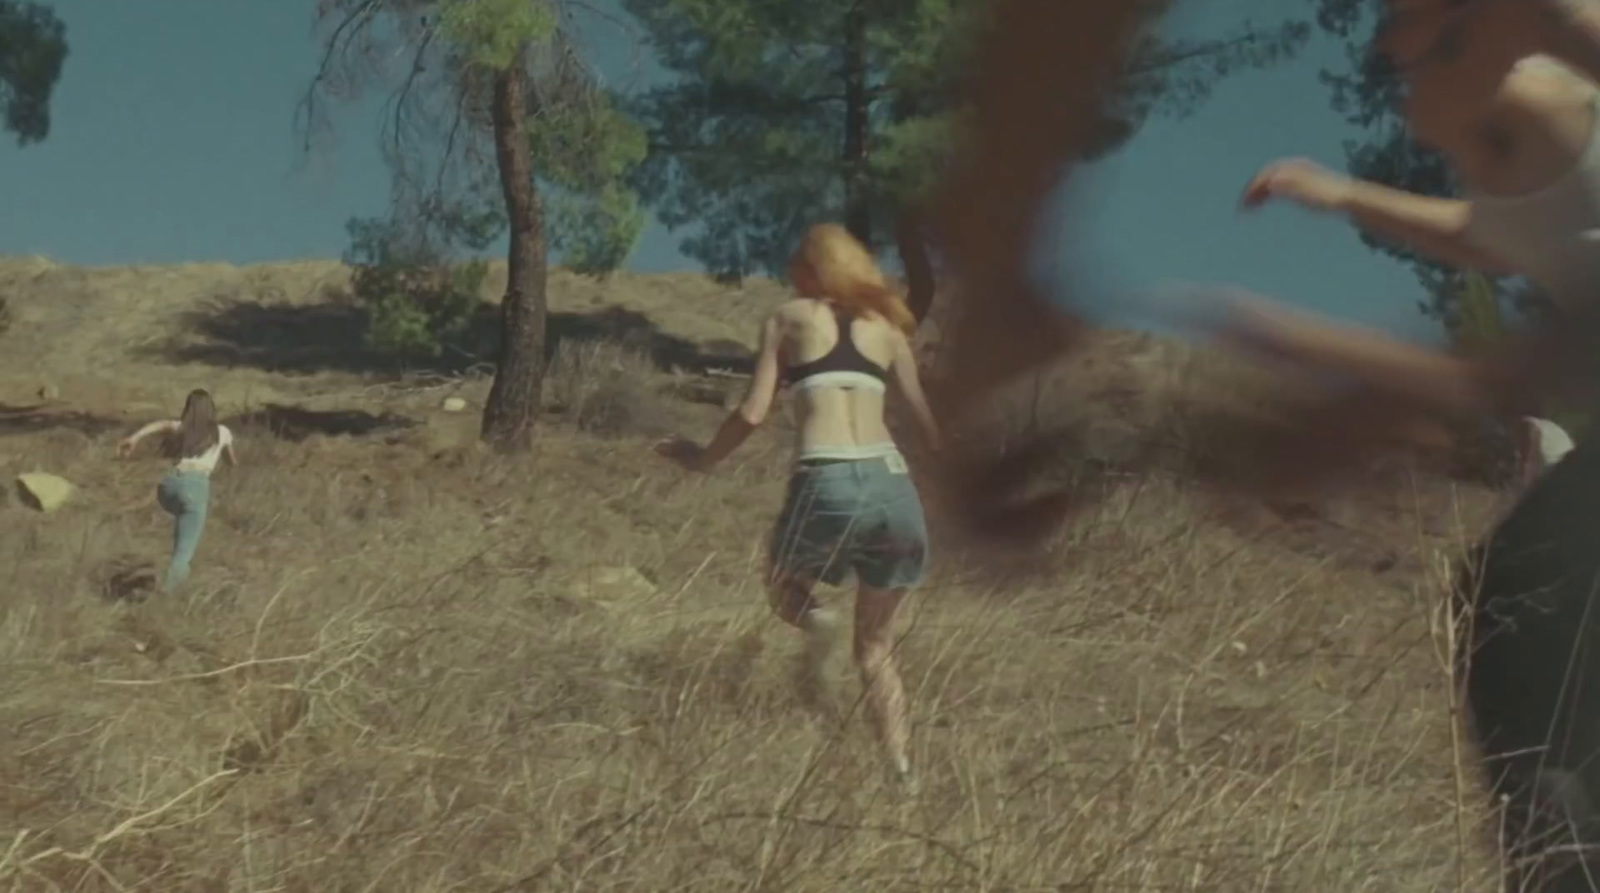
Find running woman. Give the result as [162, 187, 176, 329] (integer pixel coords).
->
[118, 389, 237, 593]
[656, 223, 941, 791]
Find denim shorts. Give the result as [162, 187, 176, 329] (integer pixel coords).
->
[768, 452, 929, 590]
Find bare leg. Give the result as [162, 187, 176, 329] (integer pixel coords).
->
[769, 572, 844, 715]
[854, 584, 911, 785]
[768, 571, 820, 628]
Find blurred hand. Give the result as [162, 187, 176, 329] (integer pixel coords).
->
[116, 438, 135, 459]
[653, 435, 707, 472]
[1241, 158, 1354, 214]
[1171, 284, 1318, 367]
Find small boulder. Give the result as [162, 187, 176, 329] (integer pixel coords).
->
[36, 383, 58, 401]
[568, 566, 658, 605]
[16, 473, 75, 512]
[441, 397, 468, 413]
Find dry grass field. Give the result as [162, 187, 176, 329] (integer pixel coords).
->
[0, 255, 1511, 891]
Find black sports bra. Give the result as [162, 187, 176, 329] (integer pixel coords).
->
[783, 304, 890, 389]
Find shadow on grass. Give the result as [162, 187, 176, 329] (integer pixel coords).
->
[223, 404, 419, 443]
[143, 290, 756, 378]
[0, 402, 125, 438]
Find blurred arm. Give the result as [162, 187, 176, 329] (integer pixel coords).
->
[1223, 295, 1502, 418]
[1334, 182, 1512, 274]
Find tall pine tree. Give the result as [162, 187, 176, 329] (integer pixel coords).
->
[628, 0, 1309, 319]
[300, 0, 646, 452]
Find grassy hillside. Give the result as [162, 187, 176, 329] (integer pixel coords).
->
[0, 257, 1506, 891]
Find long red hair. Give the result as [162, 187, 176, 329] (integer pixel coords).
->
[789, 224, 917, 335]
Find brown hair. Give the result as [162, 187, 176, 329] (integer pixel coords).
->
[789, 223, 917, 335]
[177, 389, 220, 459]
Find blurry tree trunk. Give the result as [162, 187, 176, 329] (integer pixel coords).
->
[841, 5, 871, 248]
[895, 210, 936, 324]
[481, 51, 548, 452]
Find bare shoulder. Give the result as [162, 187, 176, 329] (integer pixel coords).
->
[769, 298, 821, 334]
[774, 298, 818, 320]
[859, 311, 906, 342]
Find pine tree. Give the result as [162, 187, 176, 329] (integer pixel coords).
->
[300, 0, 647, 452]
[628, 0, 1308, 319]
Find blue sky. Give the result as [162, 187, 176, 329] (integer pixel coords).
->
[0, 0, 1440, 344]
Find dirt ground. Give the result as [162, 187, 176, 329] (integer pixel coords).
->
[0, 255, 1508, 891]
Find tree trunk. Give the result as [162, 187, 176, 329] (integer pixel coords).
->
[481, 53, 548, 453]
[841, 5, 871, 248]
[894, 210, 936, 324]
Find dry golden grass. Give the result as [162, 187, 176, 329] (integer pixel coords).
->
[0, 257, 1513, 891]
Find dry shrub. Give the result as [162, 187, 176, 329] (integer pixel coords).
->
[545, 338, 667, 438]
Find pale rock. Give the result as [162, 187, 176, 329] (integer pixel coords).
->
[441, 397, 468, 413]
[568, 566, 658, 607]
[16, 473, 74, 512]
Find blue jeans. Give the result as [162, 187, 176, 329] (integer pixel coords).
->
[769, 453, 928, 590]
[156, 470, 211, 592]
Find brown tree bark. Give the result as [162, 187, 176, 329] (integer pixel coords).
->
[932, 0, 1150, 416]
[923, 0, 1150, 548]
[481, 51, 549, 453]
[841, 4, 871, 249]
[894, 210, 935, 324]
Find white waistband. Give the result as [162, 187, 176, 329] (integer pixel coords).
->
[790, 370, 887, 393]
[795, 442, 902, 462]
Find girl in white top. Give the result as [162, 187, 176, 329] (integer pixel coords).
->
[1196, 1, 1600, 887]
[118, 389, 237, 593]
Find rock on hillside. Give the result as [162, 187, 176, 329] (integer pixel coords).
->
[15, 472, 75, 512]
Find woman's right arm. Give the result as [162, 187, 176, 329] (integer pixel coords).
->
[1338, 182, 1513, 273]
[118, 420, 179, 457]
[1242, 159, 1512, 274]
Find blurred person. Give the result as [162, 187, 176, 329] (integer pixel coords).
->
[655, 223, 941, 792]
[118, 388, 237, 593]
[1206, 0, 1600, 886]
